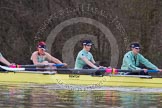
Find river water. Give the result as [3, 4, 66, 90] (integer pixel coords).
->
[0, 83, 162, 108]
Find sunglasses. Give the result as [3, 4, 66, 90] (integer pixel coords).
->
[86, 45, 92, 46]
[134, 48, 140, 50]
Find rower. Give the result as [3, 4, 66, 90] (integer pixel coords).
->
[74, 39, 104, 76]
[30, 41, 67, 71]
[121, 42, 162, 75]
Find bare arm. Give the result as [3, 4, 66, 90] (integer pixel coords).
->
[45, 53, 67, 66]
[91, 59, 96, 64]
[45, 53, 63, 64]
[81, 57, 98, 69]
[0, 56, 11, 66]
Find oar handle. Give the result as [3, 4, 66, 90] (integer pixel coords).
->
[147, 70, 159, 73]
[54, 64, 64, 67]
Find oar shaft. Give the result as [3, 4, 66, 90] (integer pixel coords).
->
[25, 68, 104, 73]
[0, 65, 160, 74]
[147, 70, 159, 73]
[25, 68, 159, 73]
[105, 68, 159, 73]
[10, 64, 64, 68]
[116, 69, 142, 72]
[119, 69, 159, 73]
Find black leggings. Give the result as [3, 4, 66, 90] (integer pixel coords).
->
[82, 63, 99, 69]
[82, 64, 102, 76]
[125, 71, 149, 75]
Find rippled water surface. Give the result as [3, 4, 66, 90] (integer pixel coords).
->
[0, 84, 162, 108]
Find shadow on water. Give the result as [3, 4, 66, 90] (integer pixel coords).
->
[0, 83, 162, 108]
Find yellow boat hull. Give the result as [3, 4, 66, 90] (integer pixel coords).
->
[0, 72, 162, 88]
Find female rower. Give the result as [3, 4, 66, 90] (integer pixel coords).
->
[121, 42, 161, 75]
[31, 41, 67, 68]
[74, 39, 102, 69]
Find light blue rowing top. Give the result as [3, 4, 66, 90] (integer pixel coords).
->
[37, 55, 46, 63]
[74, 49, 94, 69]
[121, 51, 158, 70]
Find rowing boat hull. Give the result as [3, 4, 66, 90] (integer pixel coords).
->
[0, 72, 162, 88]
